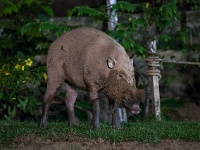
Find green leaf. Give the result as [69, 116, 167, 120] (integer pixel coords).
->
[3, 7, 12, 15]
[40, 5, 54, 17]
[167, 7, 173, 17]
[20, 21, 70, 37]
[160, 34, 171, 42]
[112, 1, 137, 13]
[11, 5, 18, 13]
[25, 0, 35, 6]
[67, 6, 108, 21]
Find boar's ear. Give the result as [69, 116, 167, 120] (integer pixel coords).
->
[127, 52, 134, 64]
[107, 57, 116, 69]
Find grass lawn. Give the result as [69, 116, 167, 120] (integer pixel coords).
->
[0, 120, 200, 149]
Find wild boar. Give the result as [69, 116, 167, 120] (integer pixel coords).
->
[40, 28, 144, 129]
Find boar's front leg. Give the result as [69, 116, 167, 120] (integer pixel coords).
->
[109, 100, 120, 129]
[91, 98, 100, 129]
[89, 86, 100, 129]
[65, 83, 77, 127]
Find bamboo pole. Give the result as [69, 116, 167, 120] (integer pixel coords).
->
[106, 0, 127, 123]
[162, 60, 200, 67]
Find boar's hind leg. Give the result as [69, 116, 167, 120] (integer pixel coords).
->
[40, 78, 64, 128]
[65, 83, 77, 127]
[109, 100, 120, 129]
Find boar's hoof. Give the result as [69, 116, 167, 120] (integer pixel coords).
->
[68, 122, 77, 128]
[39, 120, 48, 128]
[92, 118, 100, 129]
[92, 125, 100, 130]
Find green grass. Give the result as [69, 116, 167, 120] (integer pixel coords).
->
[0, 120, 200, 148]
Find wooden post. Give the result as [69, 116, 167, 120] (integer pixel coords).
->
[146, 40, 161, 120]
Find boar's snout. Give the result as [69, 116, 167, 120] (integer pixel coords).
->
[130, 104, 141, 115]
[123, 100, 141, 115]
[123, 88, 145, 115]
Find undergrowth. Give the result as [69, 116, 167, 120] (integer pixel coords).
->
[0, 120, 200, 148]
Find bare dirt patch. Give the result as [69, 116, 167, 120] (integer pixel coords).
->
[2, 134, 200, 150]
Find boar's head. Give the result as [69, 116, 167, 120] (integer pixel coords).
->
[102, 57, 145, 115]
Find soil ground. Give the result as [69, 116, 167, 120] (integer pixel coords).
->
[2, 103, 200, 150]
[2, 134, 200, 150]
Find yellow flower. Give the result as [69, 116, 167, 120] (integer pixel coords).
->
[22, 65, 24, 71]
[4, 71, 10, 76]
[25, 58, 33, 66]
[15, 64, 25, 71]
[15, 64, 21, 69]
[43, 72, 48, 81]
[146, 2, 150, 9]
